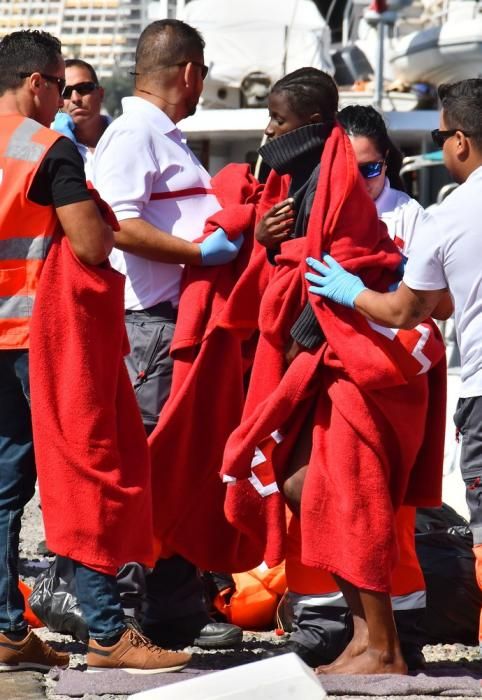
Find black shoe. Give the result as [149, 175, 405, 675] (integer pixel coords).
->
[192, 621, 243, 649]
[263, 640, 328, 668]
[143, 614, 242, 649]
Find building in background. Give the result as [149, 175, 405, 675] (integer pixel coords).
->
[0, 0, 176, 79]
[0, 0, 332, 81]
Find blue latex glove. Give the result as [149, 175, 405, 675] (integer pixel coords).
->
[199, 227, 244, 266]
[305, 254, 367, 308]
[52, 112, 77, 143]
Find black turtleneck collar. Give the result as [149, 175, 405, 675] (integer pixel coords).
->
[258, 121, 333, 178]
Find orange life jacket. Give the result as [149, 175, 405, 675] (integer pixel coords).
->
[0, 115, 61, 349]
[212, 509, 425, 628]
[473, 543, 482, 644]
[286, 506, 425, 599]
[18, 581, 42, 628]
[214, 563, 287, 630]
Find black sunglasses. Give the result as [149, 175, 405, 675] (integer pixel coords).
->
[173, 61, 209, 80]
[19, 72, 66, 95]
[62, 81, 98, 99]
[358, 160, 385, 179]
[431, 128, 473, 148]
[131, 61, 209, 81]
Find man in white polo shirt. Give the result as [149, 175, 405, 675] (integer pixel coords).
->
[93, 19, 243, 650]
[303, 78, 482, 656]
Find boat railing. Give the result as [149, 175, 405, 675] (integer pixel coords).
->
[340, 0, 482, 42]
[436, 182, 459, 204]
[339, 0, 448, 44]
[400, 156, 439, 176]
[341, 0, 355, 46]
[392, 0, 448, 37]
[393, 0, 482, 36]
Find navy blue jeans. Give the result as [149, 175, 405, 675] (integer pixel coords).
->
[0, 350, 36, 632]
[73, 562, 126, 641]
[0, 350, 126, 640]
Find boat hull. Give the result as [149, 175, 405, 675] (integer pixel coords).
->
[389, 21, 482, 84]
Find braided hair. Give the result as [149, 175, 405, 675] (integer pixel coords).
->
[270, 67, 339, 123]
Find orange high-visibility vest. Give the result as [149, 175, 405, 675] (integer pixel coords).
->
[0, 115, 61, 349]
[286, 506, 425, 600]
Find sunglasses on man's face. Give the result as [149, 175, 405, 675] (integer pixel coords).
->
[171, 61, 209, 80]
[62, 81, 98, 99]
[358, 160, 384, 179]
[431, 128, 474, 148]
[19, 72, 66, 95]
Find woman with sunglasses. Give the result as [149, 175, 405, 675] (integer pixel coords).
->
[337, 105, 425, 258]
[280, 105, 427, 358]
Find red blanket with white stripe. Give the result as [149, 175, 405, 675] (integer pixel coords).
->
[148, 164, 290, 571]
[221, 124, 446, 592]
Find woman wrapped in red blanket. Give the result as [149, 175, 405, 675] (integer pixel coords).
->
[147, 164, 293, 572]
[221, 68, 446, 675]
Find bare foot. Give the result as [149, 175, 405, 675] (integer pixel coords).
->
[316, 647, 407, 676]
[316, 634, 368, 674]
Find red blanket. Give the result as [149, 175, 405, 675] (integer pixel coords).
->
[221, 124, 446, 592]
[148, 165, 289, 571]
[30, 236, 154, 576]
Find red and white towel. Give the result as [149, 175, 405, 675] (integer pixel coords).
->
[221, 125, 446, 591]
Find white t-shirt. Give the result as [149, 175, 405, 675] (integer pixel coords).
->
[375, 178, 425, 257]
[77, 142, 94, 182]
[76, 116, 111, 182]
[404, 165, 482, 397]
[93, 96, 220, 309]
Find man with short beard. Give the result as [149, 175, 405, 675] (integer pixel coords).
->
[93, 19, 244, 649]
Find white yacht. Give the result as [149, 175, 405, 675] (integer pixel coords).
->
[181, 0, 334, 109]
[389, 0, 482, 84]
[352, 0, 482, 86]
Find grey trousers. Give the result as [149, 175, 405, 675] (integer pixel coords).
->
[124, 302, 177, 431]
[454, 395, 482, 546]
[118, 302, 207, 623]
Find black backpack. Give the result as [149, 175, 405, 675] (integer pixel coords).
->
[416, 503, 481, 645]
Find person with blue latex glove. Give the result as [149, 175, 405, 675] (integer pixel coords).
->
[305, 254, 367, 308]
[91, 19, 246, 653]
[52, 111, 78, 143]
[199, 227, 244, 266]
[306, 85, 482, 659]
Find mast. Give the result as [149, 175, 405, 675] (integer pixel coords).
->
[364, 0, 397, 110]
